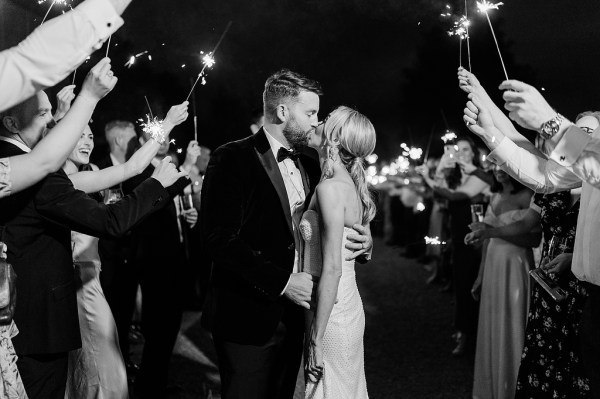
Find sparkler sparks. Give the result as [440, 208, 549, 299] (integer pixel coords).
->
[416, 202, 426, 212]
[401, 143, 423, 160]
[441, 131, 458, 143]
[185, 21, 233, 101]
[476, 0, 504, 12]
[139, 115, 165, 139]
[425, 236, 446, 245]
[39, 0, 71, 25]
[477, 1, 508, 80]
[124, 51, 149, 68]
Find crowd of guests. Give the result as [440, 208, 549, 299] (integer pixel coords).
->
[0, 0, 212, 397]
[1, 0, 600, 398]
[381, 68, 598, 398]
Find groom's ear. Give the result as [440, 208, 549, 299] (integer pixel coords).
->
[275, 104, 288, 123]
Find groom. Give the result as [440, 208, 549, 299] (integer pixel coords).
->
[200, 69, 372, 399]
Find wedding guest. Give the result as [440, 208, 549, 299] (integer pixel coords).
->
[465, 167, 537, 399]
[459, 75, 594, 396]
[417, 136, 490, 356]
[121, 123, 197, 398]
[0, 58, 116, 198]
[461, 70, 600, 399]
[0, 85, 186, 399]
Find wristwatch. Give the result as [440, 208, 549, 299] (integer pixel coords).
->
[539, 113, 564, 139]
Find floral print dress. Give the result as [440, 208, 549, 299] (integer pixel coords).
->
[515, 191, 591, 398]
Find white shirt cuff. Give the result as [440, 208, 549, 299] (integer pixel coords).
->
[76, 0, 124, 49]
[549, 126, 592, 167]
[280, 275, 291, 296]
[486, 136, 513, 166]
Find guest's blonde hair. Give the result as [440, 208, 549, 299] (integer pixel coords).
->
[321, 106, 376, 224]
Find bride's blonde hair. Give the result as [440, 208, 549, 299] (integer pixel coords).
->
[321, 106, 376, 225]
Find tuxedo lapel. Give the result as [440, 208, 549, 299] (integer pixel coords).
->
[253, 129, 294, 235]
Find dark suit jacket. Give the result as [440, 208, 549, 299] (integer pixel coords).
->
[0, 141, 171, 355]
[200, 128, 321, 345]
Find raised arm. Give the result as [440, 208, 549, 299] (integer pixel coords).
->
[464, 95, 581, 193]
[6, 58, 116, 196]
[69, 102, 189, 193]
[35, 157, 186, 238]
[458, 68, 543, 157]
[0, 0, 129, 112]
[306, 182, 345, 383]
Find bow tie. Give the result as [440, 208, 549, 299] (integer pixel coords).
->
[276, 147, 300, 164]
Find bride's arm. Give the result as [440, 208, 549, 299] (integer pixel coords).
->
[306, 182, 345, 383]
[69, 102, 189, 193]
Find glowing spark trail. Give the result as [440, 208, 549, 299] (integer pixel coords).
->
[477, 1, 508, 80]
[139, 115, 165, 139]
[441, 131, 458, 143]
[39, 0, 69, 25]
[425, 236, 446, 245]
[186, 21, 233, 101]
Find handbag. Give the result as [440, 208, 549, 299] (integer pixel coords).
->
[0, 239, 17, 325]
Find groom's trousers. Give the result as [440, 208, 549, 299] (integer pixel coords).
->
[213, 303, 304, 399]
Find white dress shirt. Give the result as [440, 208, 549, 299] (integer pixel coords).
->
[487, 131, 600, 286]
[264, 130, 307, 295]
[0, 0, 124, 112]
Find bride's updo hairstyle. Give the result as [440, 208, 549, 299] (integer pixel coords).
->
[321, 106, 376, 225]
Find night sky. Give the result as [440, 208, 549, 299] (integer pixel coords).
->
[3, 0, 600, 161]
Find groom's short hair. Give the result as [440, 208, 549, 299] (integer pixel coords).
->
[263, 69, 323, 119]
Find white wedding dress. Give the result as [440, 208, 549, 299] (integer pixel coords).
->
[299, 210, 369, 399]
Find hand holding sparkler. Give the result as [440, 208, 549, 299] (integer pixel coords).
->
[162, 101, 190, 134]
[499, 80, 560, 132]
[79, 58, 117, 102]
[463, 95, 499, 143]
[182, 140, 201, 171]
[53, 84, 76, 122]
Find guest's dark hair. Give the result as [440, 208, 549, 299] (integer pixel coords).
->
[262, 69, 323, 119]
[445, 136, 481, 189]
[490, 170, 528, 194]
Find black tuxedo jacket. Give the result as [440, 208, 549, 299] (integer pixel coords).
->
[200, 129, 321, 345]
[0, 141, 170, 355]
[122, 160, 188, 261]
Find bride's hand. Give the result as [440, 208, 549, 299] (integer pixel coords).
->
[305, 340, 324, 383]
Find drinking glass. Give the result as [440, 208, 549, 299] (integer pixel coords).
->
[470, 204, 484, 223]
[104, 187, 123, 205]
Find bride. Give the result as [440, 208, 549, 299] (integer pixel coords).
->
[301, 106, 376, 399]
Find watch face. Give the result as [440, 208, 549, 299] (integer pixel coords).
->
[541, 119, 559, 138]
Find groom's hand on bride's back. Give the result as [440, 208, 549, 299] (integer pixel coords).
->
[284, 272, 318, 310]
[345, 224, 373, 262]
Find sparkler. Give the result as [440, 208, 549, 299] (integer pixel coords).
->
[425, 236, 446, 245]
[400, 143, 423, 160]
[105, 35, 112, 58]
[441, 131, 458, 143]
[477, 1, 508, 80]
[448, 16, 470, 69]
[416, 202, 426, 212]
[464, 0, 472, 71]
[124, 51, 149, 68]
[39, 0, 69, 25]
[139, 115, 165, 139]
[144, 96, 154, 119]
[185, 21, 233, 101]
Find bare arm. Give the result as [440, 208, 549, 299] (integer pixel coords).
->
[69, 102, 189, 193]
[306, 182, 345, 382]
[6, 58, 116, 196]
[458, 68, 543, 157]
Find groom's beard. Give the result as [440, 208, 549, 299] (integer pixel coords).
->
[283, 116, 311, 151]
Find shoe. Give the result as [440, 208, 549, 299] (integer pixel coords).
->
[452, 332, 467, 356]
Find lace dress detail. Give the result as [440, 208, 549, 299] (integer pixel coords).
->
[0, 158, 12, 199]
[299, 210, 368, 399]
